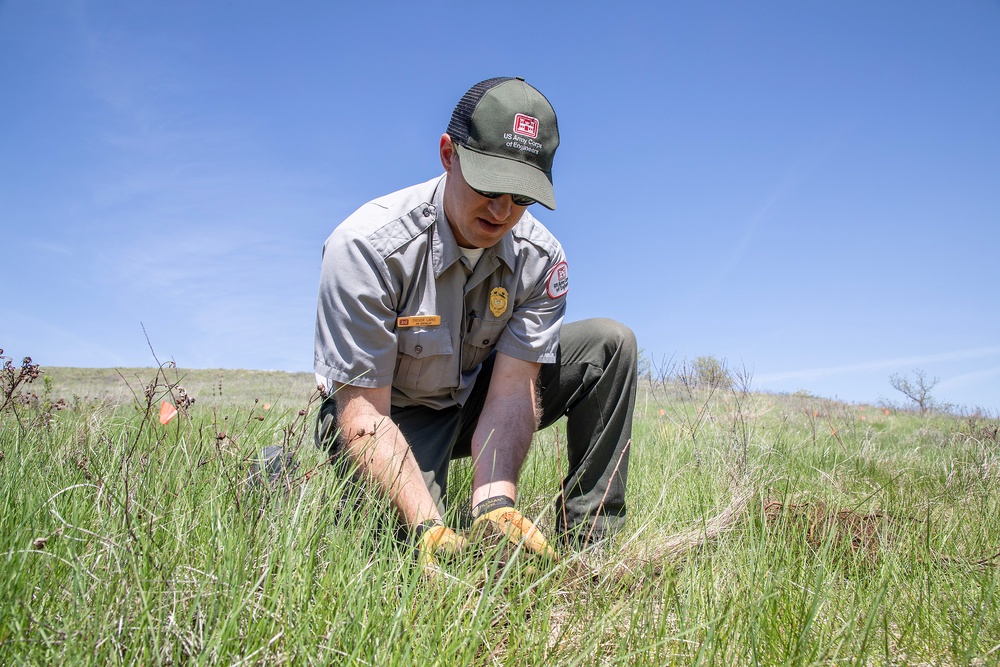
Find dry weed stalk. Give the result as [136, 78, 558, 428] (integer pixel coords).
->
[632, 485, 755, 564]
[0, 348, 41, 415]
[569, 479, 759, 587]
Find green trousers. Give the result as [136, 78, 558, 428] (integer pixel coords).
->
[316, 318, 637, 543]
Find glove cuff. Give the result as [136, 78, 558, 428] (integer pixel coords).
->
[471, 495, 515, 520]
[413, 519, 444, 540]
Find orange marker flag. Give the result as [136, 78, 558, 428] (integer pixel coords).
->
[159, 401, 178, 425]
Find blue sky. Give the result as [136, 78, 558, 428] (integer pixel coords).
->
[2, 1, 998, 412]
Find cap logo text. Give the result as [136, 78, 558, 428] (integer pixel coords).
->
[513, 114, 539, 138]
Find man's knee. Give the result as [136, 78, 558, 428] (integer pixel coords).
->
[603, 318, 637, 358]
[576, 318, 637, 364]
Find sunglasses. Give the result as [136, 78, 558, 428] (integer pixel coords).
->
[470, 187, 537, 207]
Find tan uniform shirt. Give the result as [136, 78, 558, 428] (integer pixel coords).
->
[314, 174, 569, 410]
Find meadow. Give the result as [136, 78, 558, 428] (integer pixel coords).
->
[2, 359, 999, 665]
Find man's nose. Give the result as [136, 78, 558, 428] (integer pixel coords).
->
[489, 195, 514, 222]
[486, 195, 513, 221]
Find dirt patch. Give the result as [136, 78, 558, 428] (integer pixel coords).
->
[762, 498, 905, 558]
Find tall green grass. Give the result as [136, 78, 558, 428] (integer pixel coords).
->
[2, 366, 999, 665]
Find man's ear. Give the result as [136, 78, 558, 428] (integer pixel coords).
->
[440, 134, 456, 173]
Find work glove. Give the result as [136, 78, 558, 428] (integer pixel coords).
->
[471, 496, 559, 561]
[415, 521, 467, 573]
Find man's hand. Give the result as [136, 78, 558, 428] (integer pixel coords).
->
[471, 496, 558, 561]
[416, 522, 467, 572]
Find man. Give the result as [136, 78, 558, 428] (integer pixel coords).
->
[312, 77, 637, 568]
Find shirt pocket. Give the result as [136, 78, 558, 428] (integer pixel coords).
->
[462, 317, 507, 373]
[395, 327, 455, 393]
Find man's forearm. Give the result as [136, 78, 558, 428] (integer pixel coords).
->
[335, 386, 440, 528]
[471, 395, 537, 505]
[470, 353, 540, 506]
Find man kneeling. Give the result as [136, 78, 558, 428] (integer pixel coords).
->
[312, 77, 637, 570]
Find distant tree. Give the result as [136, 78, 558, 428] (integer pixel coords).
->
[889, 368, 939, 415]
[637, 348, 652, 383]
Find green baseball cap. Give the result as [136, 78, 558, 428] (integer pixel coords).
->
[446, 77, 559, 210]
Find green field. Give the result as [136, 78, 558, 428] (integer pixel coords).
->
[2, 363, 999, 665]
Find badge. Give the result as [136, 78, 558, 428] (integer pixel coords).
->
[489, 287, 508, 318]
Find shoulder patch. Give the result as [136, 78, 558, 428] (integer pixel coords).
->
[546, 261, 569, 299]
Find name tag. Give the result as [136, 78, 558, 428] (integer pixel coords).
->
[397, 315, 441, 328]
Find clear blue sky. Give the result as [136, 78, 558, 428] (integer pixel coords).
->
[2, 2, 998, 412]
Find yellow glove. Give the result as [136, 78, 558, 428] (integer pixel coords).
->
[471, 497, 558, 561]
[416, 522, 467, 572]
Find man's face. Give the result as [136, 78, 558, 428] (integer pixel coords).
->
[440, 135, 528, 249]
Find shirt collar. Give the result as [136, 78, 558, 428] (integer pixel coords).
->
[432, 174, 518, 277]
[431, 175, 463, 277]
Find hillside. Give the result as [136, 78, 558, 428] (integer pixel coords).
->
[41, 366, 318, 410]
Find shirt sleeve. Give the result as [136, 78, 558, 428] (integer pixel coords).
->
[313, 226, 398, 388]
[495, 246, 568, 365]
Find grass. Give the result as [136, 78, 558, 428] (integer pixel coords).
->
[2, 364, 1000, 665]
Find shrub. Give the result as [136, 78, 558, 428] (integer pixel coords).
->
[689, 355, 732, 390]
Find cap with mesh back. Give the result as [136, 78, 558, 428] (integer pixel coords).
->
[447, 77, 559, 210]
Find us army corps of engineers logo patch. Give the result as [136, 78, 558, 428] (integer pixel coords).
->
[546, 261, 569, 299]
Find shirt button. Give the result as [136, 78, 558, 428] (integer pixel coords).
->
[414, 345, 423, 354]
[422, 208, 431, 217]
[482, 339, 490, 345]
